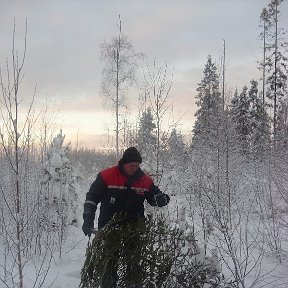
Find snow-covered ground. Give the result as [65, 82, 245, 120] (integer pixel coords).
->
[26, 204, 288, 288]
[30, 226, 87, 288]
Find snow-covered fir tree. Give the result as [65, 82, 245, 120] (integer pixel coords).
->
[43, 130, 82, 254]
[230, 86, 251, 155]
[80, 213, 225, 288]
[136, 107, 157, 173]
[168, 128, 186, 164]
[159, 128, 188, 198]
[248, 80, 271, 158]
[192, 55, 222, 156]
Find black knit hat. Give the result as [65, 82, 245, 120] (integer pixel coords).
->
[121, 147, 142, 164]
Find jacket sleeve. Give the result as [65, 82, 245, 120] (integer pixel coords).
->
[84, 172, 107, 207]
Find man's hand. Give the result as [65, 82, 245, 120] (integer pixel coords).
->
[82, 219, 94, 237]
[82, 202, 96, 237]
[154, 193, 170, 207]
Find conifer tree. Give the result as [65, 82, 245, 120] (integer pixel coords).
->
[192, 55, 222, 155]
[80, 214, 226, 288]
[263, 0, 288, 144]
[136, 107, 157, 169]
[275, 98, 288, 150]
[230, 86, 251, 155]
[248, 80, 271, 159]
[168, 128, 186, 167]
[42, 130, 80, 257]
[161, 128, 187, 197]
[258, 7, 270, 104]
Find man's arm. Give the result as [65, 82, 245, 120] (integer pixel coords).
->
[82, 173, 106, 236]
[85, 173, 106, 206]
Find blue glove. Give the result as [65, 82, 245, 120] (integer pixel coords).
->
[154, 193, 170, 207]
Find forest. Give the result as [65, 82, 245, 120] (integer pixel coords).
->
[0, 0, 288, 287]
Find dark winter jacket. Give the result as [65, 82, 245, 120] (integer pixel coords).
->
[85, 162, 163, 229]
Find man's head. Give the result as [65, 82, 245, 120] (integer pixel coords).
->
[121, 147, 142, 176]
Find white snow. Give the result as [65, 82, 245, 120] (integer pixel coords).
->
[24, 226, 88, 288]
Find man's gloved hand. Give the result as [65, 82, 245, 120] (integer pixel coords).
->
[154, 193, 170, 207]
[82, 219, 94, 237]
[82, 202, 96, 237]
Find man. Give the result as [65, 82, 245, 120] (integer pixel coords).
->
[82, 146, 170, 237]
[81, 147, 170, 287]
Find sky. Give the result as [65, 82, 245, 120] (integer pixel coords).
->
[0, 0, 287, 149]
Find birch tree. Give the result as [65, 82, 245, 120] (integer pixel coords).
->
[140, 61, 174, 183]
[101, 15, 143, 157]
[0, 20, 53, 288]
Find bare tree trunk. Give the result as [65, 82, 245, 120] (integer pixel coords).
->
[273, 2, 279, 145]
[262, 25, 267, 105]
[115, 20, 121, 157]
[259, 8, 269, 105]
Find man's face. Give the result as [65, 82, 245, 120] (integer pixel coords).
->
[123, 162, 140, 176]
